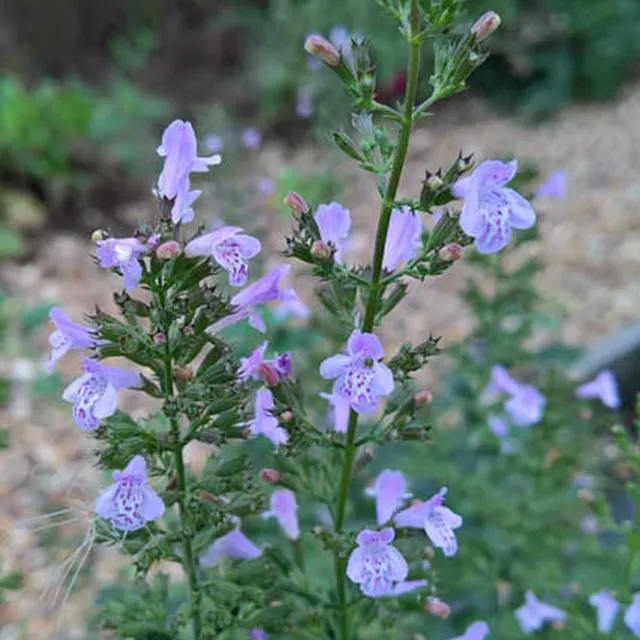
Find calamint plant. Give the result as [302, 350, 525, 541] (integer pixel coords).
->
[35, 1, 623, 638]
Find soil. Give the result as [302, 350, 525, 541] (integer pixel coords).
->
[2, 80, 640, 637]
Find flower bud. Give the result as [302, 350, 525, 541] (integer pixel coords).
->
[426, 173, 443, 190]
[156, 240, 182, 260]
[91, 229, 107, 242]
[258, 362, 282, 387]
[544, 447, 560, 467]
[304, 35, 340, 67]
[183, 325, 196, 337]
[280, 410, 294, 423]
[259, 468, 283, 484]
[414, 390, 433, 407]
[153, 332, 167, 345]
[578, 488, 595, 503]
[423, 545, 435, 559]
[471, 11, 501, 42]
[284, 192, 309, 215]
[425, 597, 450, 619]
[166, 474, 177, 490]
[438, 243, 463, 262]
[311, 240, 332, 261]
[174, 365, 194, 382]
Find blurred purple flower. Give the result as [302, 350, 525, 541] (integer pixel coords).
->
[238, 341, 291, 385]
[185, 225, 261, 287]
[589, 589, 619, 633]
[365, 470, 411, 525]
[249, 630, 268, 640]
[581, 514, 599, 535]
[320, 390, 351, 433]
[447, 621, 490, 640]
[484, 365, 521, 399]
[62, 357, 141, 431]
[296, 86, 315, 119]
[536, 170, 567, 200]
[576, 370, 620, 409]
[488, 414, 508, 438]
[200, 518, 262, 566]
[390, 579, 429, 596]
[246, 388, 287, 447]
[453, 159, 536, 253]
[263, 489, 299, 540]
[204, 133, 224, 153]
[505, 384, 546, 427]
[625, 593, 640, 637]
[47, 307, 101, 373]
[346, 527, 409, 597]
[314, 202, 351, 264]
[96, 237, 148, 293]
[242, 128, 262, 149]
[256, 177, 275, 195]
[320, 330, 394, 414]
[95, 455, 165, 532]
[395, 487, 462, 557]
[329, 25, 360, 68]
[275, 287, 310, 320]
[514, 591, 566, 633]
[382, 206, 422, 271]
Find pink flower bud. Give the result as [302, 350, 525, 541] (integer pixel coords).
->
[425, 597, 451, 619]
[304, 35, 341, 67]
[153, 332, 167, 345]
[284, 192, 309, 215]
[471, 11, 501, 42]
[578, 488, 595, 503]
[259, 468, 283, 484]
[311, 240, 332, 260]
[438, 243, 463, 262]
[258, 362, 282, 387]
[156, 240, 182, 260]
[280, 410, 294, 423]
[414, 390, 433, 407]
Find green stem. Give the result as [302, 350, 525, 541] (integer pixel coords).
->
[159, 288, 202, 640]
[332, 2, 422, 638]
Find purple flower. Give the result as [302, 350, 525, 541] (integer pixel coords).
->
[576, 370, 620, 409]
[484, 365, 521, 399]
[238, 341, 291, 385]
[204, 133, 224, 153]
[157, 119, 221, 224]
[296, 86, 315, 119]
[47, 307, 100, 373]
[536, 170, 567, 200]
[394, 487, 463, 557]
[505, 384, 546, 427]
[249, 630, 268, 640]
[200, 518, 262, 566]
[320, 330, 394, 414]
[625, 594, 640, 637]
[589, 589, 619, 633]
[96, 237, 149, 293]
[263, 489, 299, 540]
[488, 415, 512, 453]
[242, 128, 262, 149]
[382, 206, 422, 271]
[514, 591, 566, 633]
[314, 202, 351, 264]
[256, 177, 275, 195]
[185, 225, 261, 287]
[365, 470, 411, 525]
[329, 25, 359, 68]
[453, 159, 536, 253]
[346, 527, 409, 598]
[448, 621, 490, 640]
[246, 388, 288, 447]
[208, 265, 295, 333]
[62, 358, 142, 431]
[95, 455, 165, 532]
[390, 579, 429, 596]
[275, 287, 310, 320]
[320, 390, 351, 433]
[581, 513, 599, 534]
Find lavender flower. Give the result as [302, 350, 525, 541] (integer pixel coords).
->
[237, 341, 291, 385]
[263, 489, 299, 540]
[394, 487, 463, 557]
[484, 364, 521, 399]
[319, 330, 394, 414]
[242, 128, 262, 149]
[365, 470, 411, 525]
[208, 264, 296, 333]
[589, 589, 619, 633]
[62, 358, 142, 431]
[453, 159, 536, 253]
[346, 527, 409, 597]
[249, 630, 268, 640]
[296, 86, 315, 119]
[448, 621, 490, 640]
[314, 202, 351, 264]
[505, 384, 546, 427]
[320, 390, 351, 433]
[200, 518, 262, 566]
[514, 591, 567, 633]
[204, 133, 224, 153]
[488, 415, 512, 453]
[95, 455, 165, 532]
[390, 579, 429, 596]
[625, 594, 640, 637]
[536, 170, 567, 200]
[185, 225, 261, 287]
[246, 388, 287, 447]
[47, 307, 100, 373]
[576, 370, 621, 409]
[256, 177, 275, 195]
[96, 237, 149, 293]
[382, 206, 422, 271]
[275, 287, 310, 320]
